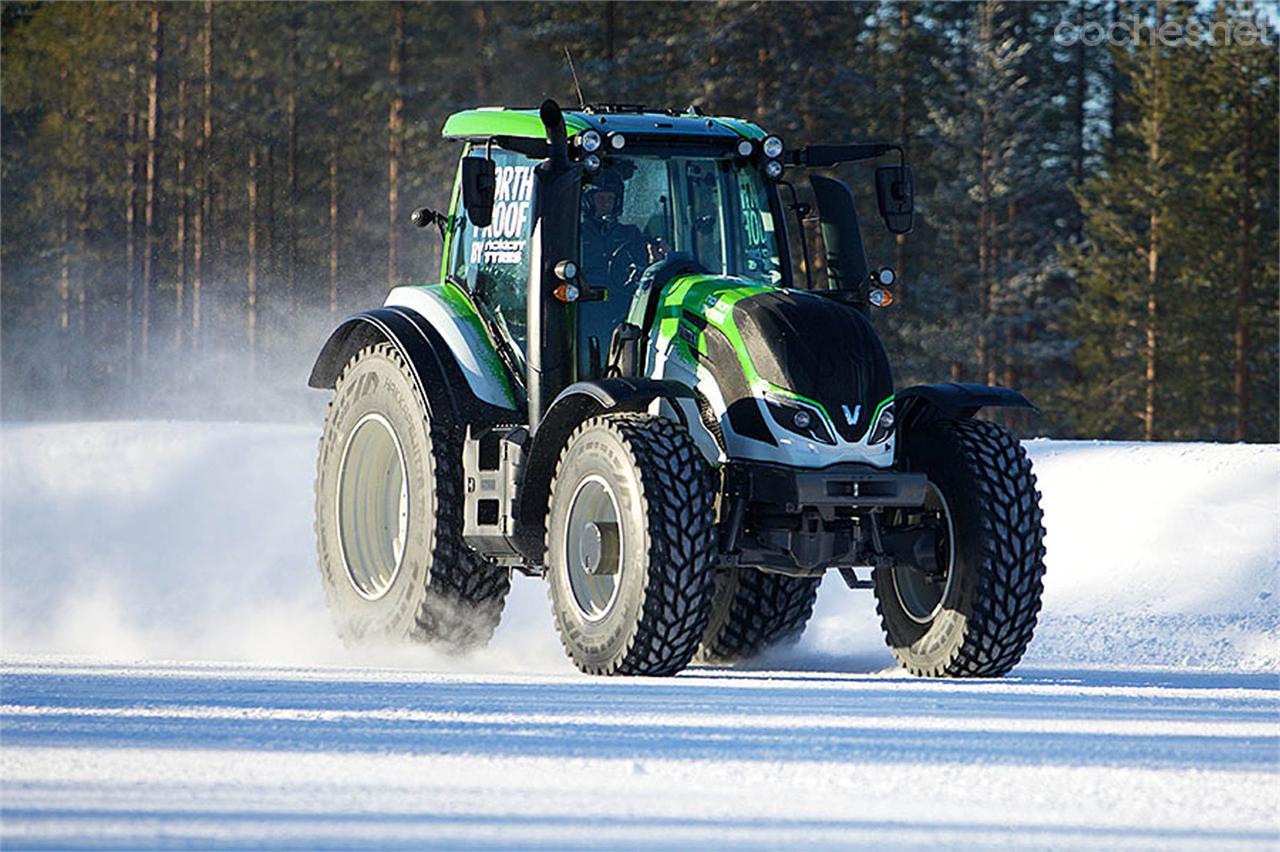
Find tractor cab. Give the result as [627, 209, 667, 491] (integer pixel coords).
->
[430, 105, 793, 390]
[409, 101, 918, 437]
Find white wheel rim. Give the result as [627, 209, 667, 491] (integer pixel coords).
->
[891, 482, 956, 624]
[337, 413, 410, 601]
[564, 474, 624, 621]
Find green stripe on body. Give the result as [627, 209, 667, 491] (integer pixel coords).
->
[708, 117, 768, 140]
[654, 277, 892, 440]
[410, 282, 518, 407]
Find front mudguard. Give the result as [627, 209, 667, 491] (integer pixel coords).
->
[894, 382, 1036, 465]
[513, 378, 702, 563]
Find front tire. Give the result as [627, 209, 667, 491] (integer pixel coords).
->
[546, 414, 717, 676]
[314, 342, 509, 652]
[873, 418, 1046, 677]
[697, 569, 820, 664]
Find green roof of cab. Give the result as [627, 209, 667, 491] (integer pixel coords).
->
[442, 107, 766, 142]
[443, 109, 592, 140]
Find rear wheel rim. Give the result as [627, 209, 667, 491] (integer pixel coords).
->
[564, 475, 624, 621]
[337, 413, 410, 601]
[891, 483, 955, 624]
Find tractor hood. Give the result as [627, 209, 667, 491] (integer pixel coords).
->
[649, 274, 895, 466]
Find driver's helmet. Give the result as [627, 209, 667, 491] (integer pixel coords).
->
[582, 168, 625, 224]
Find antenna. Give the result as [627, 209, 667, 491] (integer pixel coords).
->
[564, 47, 586, 110]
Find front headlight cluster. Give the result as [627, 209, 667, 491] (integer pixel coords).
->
[867, 402, 895, 445]
[575, 130, 625, 159]
[761, 135, 784, 181]
[764, 394, 834, 445]
[737, 135, 785, 181]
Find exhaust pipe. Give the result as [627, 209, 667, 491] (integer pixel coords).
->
[540, 99, 570, 171]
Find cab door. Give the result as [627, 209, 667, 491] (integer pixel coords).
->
[447, 146, 539, 360]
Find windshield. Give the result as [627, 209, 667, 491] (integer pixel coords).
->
[579, 153, 783, 292]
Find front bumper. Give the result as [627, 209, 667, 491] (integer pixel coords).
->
[724, 461, 928, 511]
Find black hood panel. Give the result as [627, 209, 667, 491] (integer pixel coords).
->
[732, 290, 893, 443]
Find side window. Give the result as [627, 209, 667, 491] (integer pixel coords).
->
[451, 148, 537, 354]
[735, 167, 781, 282]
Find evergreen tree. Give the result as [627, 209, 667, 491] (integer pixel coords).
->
[1069, 1, 1277, 440]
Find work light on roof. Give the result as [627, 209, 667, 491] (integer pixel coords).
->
[736, 139, 754, 158]
[764, 159, 784, 180]
[578, 130, 602, 153]
[608, 133, 626, 150]
[762, 136, 784, 159]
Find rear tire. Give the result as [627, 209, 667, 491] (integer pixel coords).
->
[546, 414, 717, 676]
[873, 418, 1046, 677]
[314, 342, 509, 652]
[697, 569, 820, 664]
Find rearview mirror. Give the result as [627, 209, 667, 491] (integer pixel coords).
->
[461, 156, 496, 228]
[875, 164, 914, 235]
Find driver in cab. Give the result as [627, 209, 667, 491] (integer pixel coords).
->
[580, 166, 666, 292]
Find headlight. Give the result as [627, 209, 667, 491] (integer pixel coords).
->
[762, 136, 784, 159]
[578, 130, 602, 153]
[764, 394, 834, 445]
[554, 260, 578, 281]
[867, 402, 895, 445]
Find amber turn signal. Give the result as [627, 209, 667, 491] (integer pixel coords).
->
[868, 287, 894, 308]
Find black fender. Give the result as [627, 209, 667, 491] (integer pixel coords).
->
[513, 377, 697, 561]
[308, 306, 515, 430]
[895, 382, 1036, 461]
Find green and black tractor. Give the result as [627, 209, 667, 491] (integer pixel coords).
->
[309, 99, 1047, 677]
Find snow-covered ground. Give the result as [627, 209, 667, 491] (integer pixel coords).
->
[1, 422, 1277, 848]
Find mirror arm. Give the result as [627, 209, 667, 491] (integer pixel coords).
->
[787, 143, 893, 168]
[787, 143, 906, 169]
[410, 206, 448, 240]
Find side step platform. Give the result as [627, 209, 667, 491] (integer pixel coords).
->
[461, 425, 530, 567]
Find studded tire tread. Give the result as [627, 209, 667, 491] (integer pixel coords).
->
[547, 413, 718, 676]
[874, 417, 1046, 678]
[697, 570, 821, 664]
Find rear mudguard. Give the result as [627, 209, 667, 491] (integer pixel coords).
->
[894, 382, 1036, 462]
[308, 302, 517, 430]
[310, 283, 520, 408]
